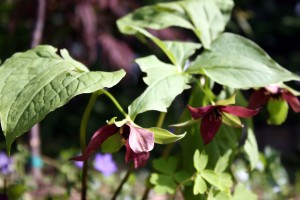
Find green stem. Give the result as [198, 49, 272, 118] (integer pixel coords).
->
[80, 92, 100, 200]
[100, 89, 128, 118]
[156, 112, 166, 127]
[111, 166, 133, 200]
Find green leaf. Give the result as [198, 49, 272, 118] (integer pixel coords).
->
[214, 150, 232, 173]
[149, 127, 186, 144]
[163, 41, 201, 69]
[193, 150, 208, 172]
[128, 56, 191, 119]
[117, 0, 233, 49]
[174, 170, 192, 185]
[243, 126, 259, 170]
[101, 133, 123, 153]
[153, 157, 178, 175]
[208, 190, 231, 200]
[187, 33, 300, 89]
[193, 174, 207, 195]
[7, 184, 27, 200]
[201, 170, 219, 187]
[150, 173, 177, 194]
[233, 183, 257, 200]
[267, 98, 288, 125]
[0, 45, 125, 151]
[180, 0, 225, 49]
[201, 170, 232, 191]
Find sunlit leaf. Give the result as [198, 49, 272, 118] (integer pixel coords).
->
[149, 127, 186, 144]
[243, 126, 259, 170]
[187, 33, 300, 88]
[193, 150, 208, 172]
[0, 45, 125, 151]
[214, 150, 232, 173]
[233, 183, 257, 200]
[193, 174, 207, 195]
[128, 56, 191, 119]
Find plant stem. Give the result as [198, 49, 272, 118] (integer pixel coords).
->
[111, 166, 133, 200]
[156, 112, 166, 127]
[80, 92, 99, 200]
[100, 89, 128, 118]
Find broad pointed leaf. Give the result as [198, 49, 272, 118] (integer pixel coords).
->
[187, 33, 300, 88]
[128, 56, 191, 119]
[0, 45, 125, 151]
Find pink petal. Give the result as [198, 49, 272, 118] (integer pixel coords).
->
[247, 89, 270, 109]
[127, 124, 154, 153]
[200, 112, 222, 144]
[125, 142, 149, 169]
[187, 105, 216, 119]
[71, 124, 119, 161]
[220, 106, 260, 118]
[282, 90, 300, 112]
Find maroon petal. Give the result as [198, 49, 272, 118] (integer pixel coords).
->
[127, 124, 154, 153]
[200, 112, 222, 144]
[247, 89, 270, 109]
[187, 105, 216, 119]
[71, 124, 119, 161]
[125, 142, 149, 169]
[282, 91, 300, 112]
[220, 106, 260, 118]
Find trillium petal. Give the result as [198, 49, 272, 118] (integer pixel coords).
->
[128, 124, 154, 153]
[282, 90, 300, 112]
[125, 142, 149, 169]
[71, 124, 119, 161]
[200, 112, 222, 144]
[247, 89, 270, 109]
[220, 106, 259, 118]
[187, 105, 216, 119]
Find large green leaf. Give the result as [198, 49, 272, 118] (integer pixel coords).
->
[117, 0, 233, 49]
[128, 55, 191, 119]
[0, 45, 125, 150]
[187, 33, 300, 88]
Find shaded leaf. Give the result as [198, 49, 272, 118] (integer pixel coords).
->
[101, 133, 123, 153]
[187, 33, 300, 88]
[153, 157, 178, 175]
[150, 173, 177, 194]
[0, 46, 125, 151]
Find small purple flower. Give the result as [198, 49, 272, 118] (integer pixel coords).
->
[74, 160, 84, 168]
[0, 152, 13, 175]
[94, 153, 117, 177]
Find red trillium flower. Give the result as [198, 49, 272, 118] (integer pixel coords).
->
[248, 85, 300, 112]
[187, 105, 259, 144]
[71, 123, 154, 169]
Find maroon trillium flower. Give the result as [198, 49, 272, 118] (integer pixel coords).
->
[187, 105, 259, 145]
[248, 85, 300, 112]
[71, 123, 154, 169]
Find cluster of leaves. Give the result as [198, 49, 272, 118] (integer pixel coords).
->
[0, 0, 300, 199]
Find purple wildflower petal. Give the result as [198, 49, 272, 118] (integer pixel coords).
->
[125, 142, 149, 169]
[74, 160, 84, 168]
[94, 153, 117, 177]
[187, 105, 215, 119]
[127, 124, 154, 153]
[220, 106, 260, 118]
[200, 112, 222, 145]
[282, 90, 300, 112]
[71, 124, 119, 161]
[247, 88, 270, 109]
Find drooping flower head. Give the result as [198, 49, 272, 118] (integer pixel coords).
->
[187, 104, 259, 144]
[71, 122, 154, 169]
[248, 84, 300, 112]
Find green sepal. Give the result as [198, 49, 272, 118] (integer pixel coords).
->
[149, 127, 186, 144]
[267, 98, 288, 125]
